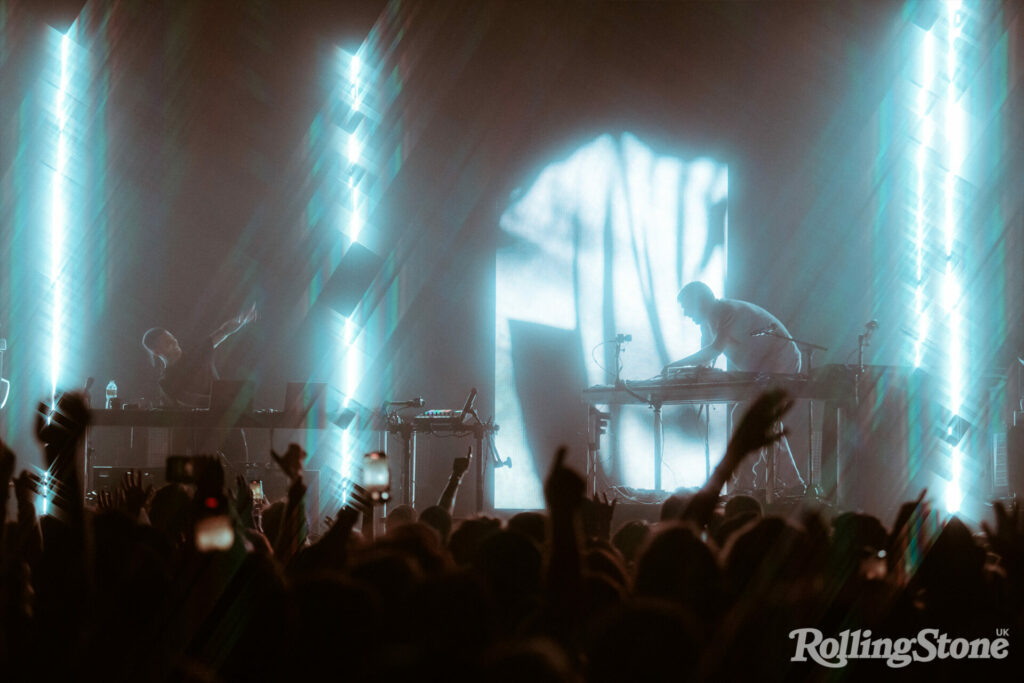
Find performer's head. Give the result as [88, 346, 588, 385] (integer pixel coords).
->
[677, 281, 716, 324]
[142, 327, 182, 369]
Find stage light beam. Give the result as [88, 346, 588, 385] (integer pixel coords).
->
[48, 32, 72, 407]
[347, 133, 361, 165]
[942, 0, 966, 515]
[350, 52, 363, 112]
[906, 0, 970, 514]
[331, 46, 374, 506]
[912, 29, 934, 369]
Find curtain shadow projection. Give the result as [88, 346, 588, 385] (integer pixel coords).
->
[495, 133, 728, 509]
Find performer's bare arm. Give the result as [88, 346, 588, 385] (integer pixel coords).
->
[666, 309, 731, 373]
[665, 336, 725, 372]
[211, 304, 257, 348]
[675, 344, 721, 368]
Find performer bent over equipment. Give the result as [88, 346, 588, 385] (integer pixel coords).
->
[666, 281, 804, 493]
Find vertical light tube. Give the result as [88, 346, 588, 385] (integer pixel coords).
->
[942, 0, 965, 513]
[337, 49, 368, 503]
[339, 316, 359, 493]
[913, 30, 934, 368]
[350, 53, 363, 113]
[49, 33, 72, 406]
[347, 51, 364, 242]
[910, 2, 971, 514]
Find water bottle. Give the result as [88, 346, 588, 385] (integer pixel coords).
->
[105, 380, 117, 409]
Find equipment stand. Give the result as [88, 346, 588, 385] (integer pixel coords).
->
[760, 329, 828, 500]
[383, 413, 418, 509]
[473, 422, 486, 513]
[653, 401, 663, 492]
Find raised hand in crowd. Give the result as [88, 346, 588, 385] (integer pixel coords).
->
[33, 392, 90, 521]
[545, 447, 585, 515]
[982, 500, 1023, 580]
[286, 474, 308, 510]
[584, 492, 617, 541]
[886, 488, 929, 583]
[438, 447, 472, 513]
[544, 446, 587, 625]
[0, 438, 15, 547]
[453, 449, 472, 478]
[96, 489, 118, 513]
[273, 475, 308, 562]
[13, 470, 39, 523]
[271, 444, 308, 563]
[345, 483, 378, 541]
[682, 389, 793, 527]
[890, 488, 928, 542]
[13, 470, 37, 519]
[34, 392, 91, 459]
[231, 474, 260, 532]
[302, 505, 361, 571]
[5, 470, 43, 569]
[722, 389, 793, 471]
[118, 469, 153, 520]
[330, 505, 360, 535]
[0, 437, 14, 483]
[271, 443, 305, 482]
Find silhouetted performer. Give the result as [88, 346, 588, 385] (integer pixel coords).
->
[669, 282, 800, 374]
[667, 281, 804, 492]
[141, 305, 257, 470]
[141, 304, 256, 408]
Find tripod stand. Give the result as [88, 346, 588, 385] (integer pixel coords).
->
[757, 329, 828, 501]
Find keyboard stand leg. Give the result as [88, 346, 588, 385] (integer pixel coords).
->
[704, 403, 711, 482]
[653, 402, 663, 492]
[475, 428, 485, 514]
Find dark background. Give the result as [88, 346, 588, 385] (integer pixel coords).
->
[2, 0, 1022, 517]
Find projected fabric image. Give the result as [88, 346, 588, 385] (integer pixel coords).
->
[495, 133, 728, 510]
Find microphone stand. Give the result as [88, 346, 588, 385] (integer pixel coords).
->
[465, 406, 508, 513]
[610, 335, 667, 492]
[612, 336, 630, 387]
[605, 333, 673, 492]
[757, 330, 828, 500]
[854, 329, 877, 409]
[376, 399, 422, 520]
[1016, 357, 1024, 427]
[0, 338, 10, 410]
[756, 330, 828, 375]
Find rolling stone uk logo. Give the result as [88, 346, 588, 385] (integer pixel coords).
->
[789, 628, 1010, 668]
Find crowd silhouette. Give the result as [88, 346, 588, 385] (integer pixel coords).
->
[0, 389, 1020, 681]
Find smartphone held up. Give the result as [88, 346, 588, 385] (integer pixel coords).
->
[362, 451, 390, 502]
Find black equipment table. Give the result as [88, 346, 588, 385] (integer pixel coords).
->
[88, 408, 321, 429]
[86, 408, 326, 532]
[582, 368, 852, 497]
[582, 370, 846, 406]
[382, 411, 500, 514]
[85, 409, 328, 495]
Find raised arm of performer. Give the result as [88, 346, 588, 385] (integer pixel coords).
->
[210, 303, 258, 349]
[141, 304, 257, 407]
